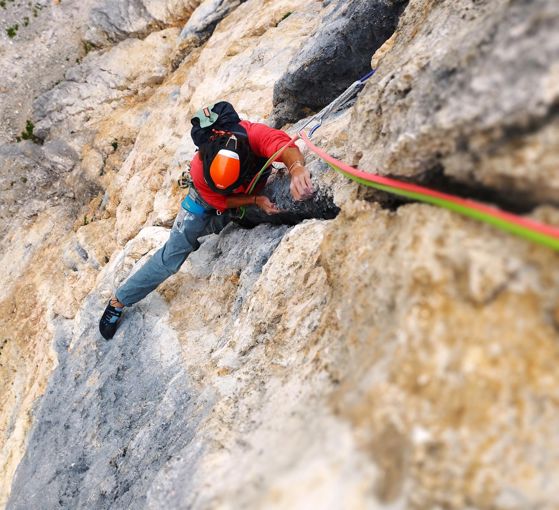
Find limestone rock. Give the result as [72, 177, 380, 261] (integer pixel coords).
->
[76, 219, 118, 270]
[6, 222, 289, 509]
[170, 0, 245, 67]
[0, 0, 98, 143]
[85, 0, 200, 46]
[3, 0, 559, 508]
[349, 0, 559, 208]
[33, 27, 179, 145]
[11, 202, 559, 509]
[271, 0, 408, 127]
[178, 0, 243, 45]
[0, 140, 83, 243]
[6, 292, 201, 510]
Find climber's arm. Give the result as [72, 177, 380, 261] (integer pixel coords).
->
[281, 147, 313, 201]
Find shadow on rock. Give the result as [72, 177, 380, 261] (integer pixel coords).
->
[271, 0, 409, 127]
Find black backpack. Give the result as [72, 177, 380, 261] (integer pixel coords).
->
[190, 101, 268, 194]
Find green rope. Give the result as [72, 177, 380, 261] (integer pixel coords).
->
[327, 163, 559, 252]
[237, 144, 292, 220]
[247, 145, 287, 194]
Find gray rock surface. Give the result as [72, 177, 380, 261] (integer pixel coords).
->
[178, 0, 243, 44]
[271, 0, 408, 127]
[171, 0, 245, 67]
[4, 0, 559, 508]
[236, 165, 340, 227]
[84, 0, 199, 46]
[85, 0, 161, 46]
[7, 294, 206, 510]
[0, 140, 91, 244]
[7, 222, 288, 509]
[0, 0, 98, 143]
[33, 27, 178, 144]
[349, 0, 559, 208]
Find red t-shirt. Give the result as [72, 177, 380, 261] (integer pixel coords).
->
[190, 120, 296, 211]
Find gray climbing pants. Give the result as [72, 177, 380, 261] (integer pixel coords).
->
[115, 188, 233, 306]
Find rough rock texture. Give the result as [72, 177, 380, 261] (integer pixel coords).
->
[271, 0, 408, 127]
[85, 0, 200, 46]
[3, 0, 559, 509]
[8, 223, 288, 509]
[33, 27, 179, 144]
[236, 169, 339, 227]
[0, 141, 78, 219]
[349, 0, 559, 209]
[0, 1, 342, 505]
[177, 0, 244, 49]
[7, 296, 203, 510]
[0, 0, 98, 143]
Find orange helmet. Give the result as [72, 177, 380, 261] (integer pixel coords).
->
[209, 149, 240, 190]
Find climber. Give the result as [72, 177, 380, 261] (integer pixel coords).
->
[99, 101, 313, 340]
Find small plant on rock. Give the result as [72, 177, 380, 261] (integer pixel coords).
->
[18, 120, 42, 144]
[6, 24, 18, 38]
[82, 40, 96, 55]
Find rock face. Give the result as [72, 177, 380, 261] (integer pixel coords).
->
[7, 295, 203, 510]
[0, 140, 80, 226]
[0, 0, 98, 144]
[349, 0, 559, 209]
[2, 0, 559, 509]
[177, 0, 244, 47]
[7, 223, 288, 509]
[33, 27, 179, 144]
[271, 0, 408, 127]
[85, 0, 200, 46]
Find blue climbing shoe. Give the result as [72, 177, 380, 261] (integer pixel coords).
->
[99, 301, 124, 340]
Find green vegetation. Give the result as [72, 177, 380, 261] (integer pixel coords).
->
[82, 40, 95, 55]
[6, 24, 18, 38]
[18, 120, 42, 144]
[83, 215, 89, 226]
[3, 0, 42, 31]
[111, 140, 118, 151]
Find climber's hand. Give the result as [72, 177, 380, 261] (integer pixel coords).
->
[289, 165, 313, 201]
[255, 196, 280, 215]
